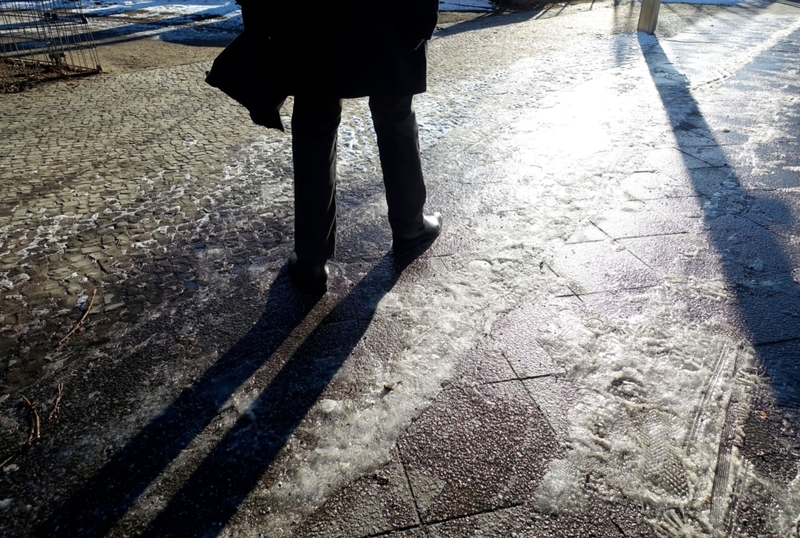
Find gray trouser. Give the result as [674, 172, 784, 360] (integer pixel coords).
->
[291, 94, 426, 261]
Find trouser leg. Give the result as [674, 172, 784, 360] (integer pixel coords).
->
[291, 95, 342, 261]
[368, 95, 427, 236]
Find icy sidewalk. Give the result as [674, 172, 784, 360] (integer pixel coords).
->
[1, 1, 800, 537]
[287, 5, 800, 537]
[166, 4, 800, 535]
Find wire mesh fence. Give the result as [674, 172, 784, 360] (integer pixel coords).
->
[0, 0, 101, 92]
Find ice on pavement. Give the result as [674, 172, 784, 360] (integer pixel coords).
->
[29, 1, 798, 536]
[109, 6, 798, 535]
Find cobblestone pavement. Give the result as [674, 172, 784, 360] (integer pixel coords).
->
[2, 2, 800, 537]
[0, 62, 289, 390]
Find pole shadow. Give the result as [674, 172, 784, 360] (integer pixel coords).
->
[35, 252, 416, 537]
[638, 36, 800, 406]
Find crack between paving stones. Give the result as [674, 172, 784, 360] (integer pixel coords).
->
[480, 373, 559, 387]
[676, 148, 730, 169]
[501, 348, 524, 381]
[585, 222, 614, 240]
[516, 373, 561, 382]
[610, 516, 629, 537]
[393, 431, 529, 535]
[755, 336, 800, 348]
[623, 247, 658, 271]
[497, 348, 566, 438]
[587, 218, 693, 243]
[362, 523, 425, 538]
[517, 374, 563, 443]
[616, 231, 692, 241]
[570, 284, 662, 300]
[418, 502, 526, 529]
[741, 213, 791, 238]
[398, 452, 425, 529]
[555, 291, 580, 298]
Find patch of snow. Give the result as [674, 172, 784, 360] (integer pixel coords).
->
[82, 0, 240, 17]
[662, 0, 767, 5]
[440, 0, 496, 11]
[78, 0, 493, 18]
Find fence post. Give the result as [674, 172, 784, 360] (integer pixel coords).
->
[638, 0, 662, 35]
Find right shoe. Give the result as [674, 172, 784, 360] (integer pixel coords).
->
[287, 252, 329, 294]
[392, 212, 443, 253]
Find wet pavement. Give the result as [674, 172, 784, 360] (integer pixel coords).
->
[2, 1, 800, 536]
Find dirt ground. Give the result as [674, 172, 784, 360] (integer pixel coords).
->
[95, 38, 226, 74]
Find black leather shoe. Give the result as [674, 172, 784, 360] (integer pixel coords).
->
[392, 212, 443, 253]
[287, 252, 329, 294]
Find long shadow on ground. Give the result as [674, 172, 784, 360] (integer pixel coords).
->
[36, 253, 416, 537]
[640, 32, 800, 403]
[640, 32, 800, 531]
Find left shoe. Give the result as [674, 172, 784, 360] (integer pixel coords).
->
[287, 252, 329, 294]
[392, 212, 443, 253]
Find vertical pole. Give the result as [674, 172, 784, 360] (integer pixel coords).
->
[638, 0, 662, 35]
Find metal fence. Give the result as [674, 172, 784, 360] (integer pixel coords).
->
[0, 0, 100, 92]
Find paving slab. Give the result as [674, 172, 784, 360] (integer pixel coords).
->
[550, 239, 661, 295]
[295, 454, 419, 537]
[397, 381, 561, 524]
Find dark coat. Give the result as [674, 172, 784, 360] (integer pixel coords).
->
[206, 0, 438, 129]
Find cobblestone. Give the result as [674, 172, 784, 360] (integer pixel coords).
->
[0, 61, 298, 392]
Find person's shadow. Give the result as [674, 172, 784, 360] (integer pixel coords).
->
[36, 252, 419, 537]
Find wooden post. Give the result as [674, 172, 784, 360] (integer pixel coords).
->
[638, 0, 662, 35]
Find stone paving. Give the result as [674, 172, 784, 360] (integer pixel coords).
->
[2, 2, 800, 537]
[0, 62, 289, 388]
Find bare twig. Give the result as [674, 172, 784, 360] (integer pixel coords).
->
[48, 383, 64, 421]
[21, 396, 40, 446]
[58, 288, 97, 347]
[0, 454, 14, 468]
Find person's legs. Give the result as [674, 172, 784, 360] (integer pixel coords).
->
[368, 94, 426, 234]
[291, 95, 342, 261]
[369, 95, 441, 251]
